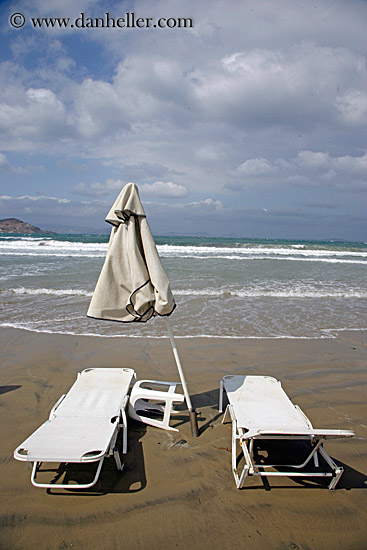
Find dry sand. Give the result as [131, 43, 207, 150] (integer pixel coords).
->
[0, 327, 366, 550]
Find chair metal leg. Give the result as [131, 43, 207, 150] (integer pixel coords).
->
[219, 379, 224, 413]
[113, 448, 123, 471]
[30, 459, 105, 489]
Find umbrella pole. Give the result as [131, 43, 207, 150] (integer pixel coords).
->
[166, 318, 199, 437]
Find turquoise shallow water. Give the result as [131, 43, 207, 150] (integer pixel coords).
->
[0, 233, 366, 338]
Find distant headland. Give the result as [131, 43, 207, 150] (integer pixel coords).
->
[0, 218, 50, 234]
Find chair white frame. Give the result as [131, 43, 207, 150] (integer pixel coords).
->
[14, 368, 136, 489]
[128, 380, 184, 431]
[219, 375, 354, 490]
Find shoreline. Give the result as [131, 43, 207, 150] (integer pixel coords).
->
[0, 327, 366, 549]
[1, 323, 367, 341]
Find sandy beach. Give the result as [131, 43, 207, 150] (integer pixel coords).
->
[0, 327, 366, 550]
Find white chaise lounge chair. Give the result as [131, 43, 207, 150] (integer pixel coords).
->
[14, 367, 136, 489]
[219, 375, 355, 490]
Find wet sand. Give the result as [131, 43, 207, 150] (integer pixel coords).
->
[0, 327, 366, 550]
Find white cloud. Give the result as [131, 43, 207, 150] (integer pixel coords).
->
[0, 10, 365, 179]
[190, 44, 367, 129]
[336, 90, 367, 126]
[189, 198, 224, 211]
[296, 151, 331, 170]
[232, 151, 367, 191]
[73, 179, 125, 196]
[74, 179, 188, 199]
[0, 0, 366, 239]
[296, 151, 367, 181]
[3, 41, 364, 153]
[194, 145, 227, 161]
[73, 79, 130, 139]
[333, 152, 367, 176]
[0, 152, 44, 174]
[0, 153, 16, 173]
[0, 87, 72, 149]
[140, 181, 188, 198]
[237, 157, 276, 177]
[0, 194, 71, 203]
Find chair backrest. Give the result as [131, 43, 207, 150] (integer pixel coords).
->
[56, 368, 135, 419]
[223, 375, 313, 433]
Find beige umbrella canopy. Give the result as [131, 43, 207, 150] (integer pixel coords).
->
[87, 182, 176, 323]
[87, 182, 199, 436]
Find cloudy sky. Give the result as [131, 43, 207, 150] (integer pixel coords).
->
[0, 0, 366, 240]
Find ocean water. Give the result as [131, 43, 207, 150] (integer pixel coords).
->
[0, 233, 366, 339]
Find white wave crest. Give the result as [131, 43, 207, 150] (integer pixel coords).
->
[173, 288, 367, 298]
[0, 239, 107, 258]
[4, 286, 366, 299]
[158, 244, 367, 258]
[166, 254, 367, 264]
[8, 287, 93, 297]
[0, 322, 343, 339]
[1, 239, 366, 264]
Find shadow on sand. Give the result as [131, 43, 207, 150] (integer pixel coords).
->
[44, 386, 365, 494]
[165, 387, 222, 433]
[187, 388, 366, 492]
[0, 385, 21, 396]
[238, 439, 367, 491]
[46, 423, 147, 496]
[44, 388, 222, 495]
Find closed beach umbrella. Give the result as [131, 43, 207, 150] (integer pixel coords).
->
[87, 182, 199, 435]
